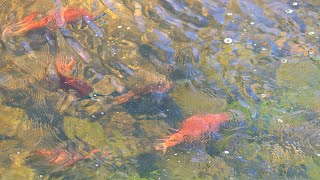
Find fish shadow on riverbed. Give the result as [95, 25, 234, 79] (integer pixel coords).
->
[122, 93, 184, 128]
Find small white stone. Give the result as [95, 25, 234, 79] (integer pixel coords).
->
[308, 31, 315, 35]
[224, 38, 233, 44]
[292, 2, 298, 6]
[250, 22, 255, 25]
[317, 154, 320, 157]
[126, 27, 131, 30]
[227, 13, 233, 16]
[117, 26, 122, 28]
[277, 119, 283, 123]
[281, 59, 288, 63]
[285, 9, 293, 14]
[309, 51, 314, 55]
[261, 94, 266, 98]
[261, 48, 267, 51]
[224, 151, 230, 154]
[174, 153, 178, 156]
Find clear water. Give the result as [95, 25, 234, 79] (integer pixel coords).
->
[0, 0, 319, 179]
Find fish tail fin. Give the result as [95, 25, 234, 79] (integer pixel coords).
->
[154, 141, 167, 154]
[55, 55, 76, 76]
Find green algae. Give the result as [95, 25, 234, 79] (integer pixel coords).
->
[277, 61, 320, 112]
[0, 165, 35, 180]
[163, 150, 233, 179]
[171, 82, 228, 116]
[63, 116, 106, 148]
[0, 106, 27, 137]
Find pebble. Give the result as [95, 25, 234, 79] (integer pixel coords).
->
[224, 38, 232, 44]
[281, 59, 287, 63]
[308, 32, 315, 35]
[285, 9, 293, 14]
[277, 119, 283, 123]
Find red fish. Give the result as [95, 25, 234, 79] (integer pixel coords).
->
[112, 81, 173, 105]
[31, 148, 88, 168]
[51, 7, 94, 26]
[2, 7, 95, 39]
[61, 7, 94, 23]
[55, 56, 93, 97]
[155, 113, 231, 153]
[2, 13, 53, 38]
[31, 147, 111, 172]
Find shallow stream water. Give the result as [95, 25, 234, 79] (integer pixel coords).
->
[0, 0, 319, 179]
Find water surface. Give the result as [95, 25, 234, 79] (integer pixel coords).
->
[0, 0, 319, 179]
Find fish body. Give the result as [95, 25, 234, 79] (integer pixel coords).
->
[112, 81, 173, 105]
[61, 7, 93, 23]
[30, 147, 103, 172]
[155, 113, 230, 153]
[55, 56, 93, 97]
[2, 14, 53, 38]
[58, 75, 93, 98]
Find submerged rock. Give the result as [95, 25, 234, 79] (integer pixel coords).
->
[135, 153, 164, 178]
